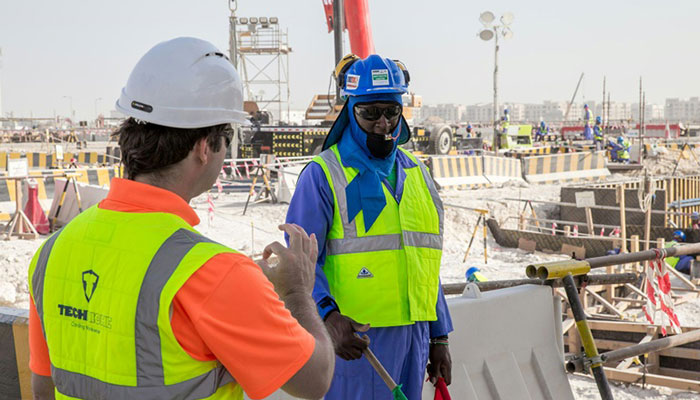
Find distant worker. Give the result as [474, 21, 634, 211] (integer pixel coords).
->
[535, 119, 548, 142]
[691, 212, 700, 229]
[466, 122, 473, 137]
[501, 108, 511, 133]
[582, 104, 593, 140]
[594, 116, 604, 150]
[286, 54, 453, 399]
[667, 230, 694, 274]
[28, 37, 334, 400]
[616, 135, 631, 163]
[466, 266, 488, 282]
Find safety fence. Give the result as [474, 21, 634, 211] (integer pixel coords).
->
[0, 166, 123, 202]
[565, 175, 700, 228]
[0, 150, 118, 170]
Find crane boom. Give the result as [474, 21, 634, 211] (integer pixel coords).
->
[322, 0, 375, 59]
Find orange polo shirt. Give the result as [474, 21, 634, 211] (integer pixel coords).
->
[29, 178, 315, 399]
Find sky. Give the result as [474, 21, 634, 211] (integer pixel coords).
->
[1, 0, 699, 120]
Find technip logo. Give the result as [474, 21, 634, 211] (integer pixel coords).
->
[82, 270, 99, 302]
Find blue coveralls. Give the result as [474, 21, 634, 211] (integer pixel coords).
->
[286, 151, 453, 400]
[583, 109, 594, 140]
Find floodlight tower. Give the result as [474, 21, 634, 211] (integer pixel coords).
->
[478, 11, 513, 150]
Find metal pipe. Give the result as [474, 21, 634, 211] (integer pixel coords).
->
[562, 274, 614, 400]
[333, 0, 345, 105]
[602, 328, 700, 364]
[527, 242, 700, 278]
[442, 273, 637, 295]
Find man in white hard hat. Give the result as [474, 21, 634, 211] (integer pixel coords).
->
[28, 37, 334, 400]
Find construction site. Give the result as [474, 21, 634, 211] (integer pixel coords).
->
[1, 1, 700, 400]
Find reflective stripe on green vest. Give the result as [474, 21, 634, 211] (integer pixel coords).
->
[313, 145, 443, 327]
[28, 206, 243, 400]
[618, 140, 630, 160]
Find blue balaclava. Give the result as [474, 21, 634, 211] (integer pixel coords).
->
[337, 92, 403, 231]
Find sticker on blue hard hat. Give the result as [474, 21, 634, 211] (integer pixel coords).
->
[371, 69, 389, 86]
[346, 74, 360, 90]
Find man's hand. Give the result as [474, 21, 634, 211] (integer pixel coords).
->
[324, 311, 370, 360]
[427, 343, 452, 385]
[258, 224, 318, 298]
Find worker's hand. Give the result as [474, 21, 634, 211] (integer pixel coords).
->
[427, 342, 452, 386]
[324, 311, 370, 360]
[259, 224, 318, 298]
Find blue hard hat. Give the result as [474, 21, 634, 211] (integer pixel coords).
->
[673, 230, 686, 242]
[596, 116, 602, 123]
[617, 136, 624, 144]
[339, 55, 408, 97]
[504, 109, 509, 114]
[584, 103, 589, 108]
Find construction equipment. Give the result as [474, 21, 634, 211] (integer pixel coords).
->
[230, 0, 477, 157]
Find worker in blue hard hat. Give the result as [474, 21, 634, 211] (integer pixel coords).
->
[616, 135, 630, 163]
[582, 104, 594, 140]
[285, 54, 453, 399]
[667, 230, 695, 274]
[594, 116, 604, 150]
[466, 267, 488, 282]
[534, 118, 547, 142]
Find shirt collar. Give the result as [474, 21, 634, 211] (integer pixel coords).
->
[99, 178, 200, 226]
[396, 150, 418, 169]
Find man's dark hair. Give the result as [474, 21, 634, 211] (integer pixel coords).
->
[112, 118, 229, 179]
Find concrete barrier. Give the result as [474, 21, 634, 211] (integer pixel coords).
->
[421, 284, 573, 399]
[429, 155, 489, 189]
[1, 151, 117, 171]
[523, 151, 609, 184]
[0, 307, 31, 400]
[482, 156, 524, 185]
[0, 166, 122, 202]
[505, 146, 566, 159]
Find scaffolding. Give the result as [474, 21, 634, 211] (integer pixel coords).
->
[229, 8, 291, 123]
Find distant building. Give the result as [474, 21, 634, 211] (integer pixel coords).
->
[420, 104, 465, 123]
[664, 97, 700, 121]
[630, 104, 664, 122]
[464, 103, 494, 123]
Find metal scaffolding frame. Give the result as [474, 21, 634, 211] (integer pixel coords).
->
[229, 9, 291, 123]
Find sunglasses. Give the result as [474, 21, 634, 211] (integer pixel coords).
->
[354, 104, 403, 121]
[220, 128, 234, 148]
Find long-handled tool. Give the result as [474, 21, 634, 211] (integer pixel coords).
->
[363, 346, 408, 400]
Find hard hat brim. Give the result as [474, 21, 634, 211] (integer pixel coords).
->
[116, 94, 251, 128]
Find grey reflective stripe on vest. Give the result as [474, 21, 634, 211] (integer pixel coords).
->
[319, 149, 356, 239]
[403, 231, 442, 250]
[320, 149, 444, 254]
[328, 234, 401, 255]
[34, 228, 234, 400]
[31, 229, 62, 339]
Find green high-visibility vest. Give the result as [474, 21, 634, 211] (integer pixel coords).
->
[313, 145, 444, 327]
[618, 140, 630, 160]
[28, 206, 243, 400]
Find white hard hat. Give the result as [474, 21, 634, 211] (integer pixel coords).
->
[116, 37, 249, 128]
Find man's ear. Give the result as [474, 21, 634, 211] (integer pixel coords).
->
[193, 137, 210, 165]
